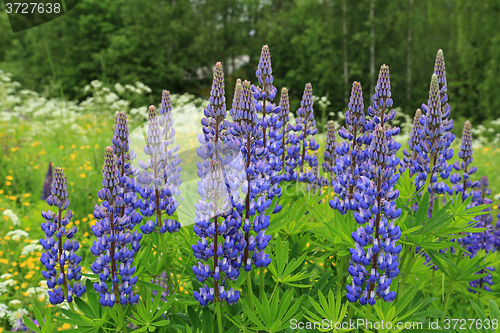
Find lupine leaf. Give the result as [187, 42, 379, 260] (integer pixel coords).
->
[22, 316, 42, 333]
[201, 306, 213, 333]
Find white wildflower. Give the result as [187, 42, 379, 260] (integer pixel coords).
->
[22, 240, 43, 256]
[114, 83, 125, 94]
[6, 229, 29, 241]
[0, 274, 11, 279]
[8, 300, 21, 306]
[3, 209, 20, 226]
[0, 304, 9, 318]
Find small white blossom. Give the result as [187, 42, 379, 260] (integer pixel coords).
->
[2, 209, 20, 226]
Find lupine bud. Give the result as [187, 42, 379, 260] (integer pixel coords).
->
[41, 167, 86, 304]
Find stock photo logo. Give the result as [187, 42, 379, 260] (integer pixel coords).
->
[3, 0, 79, 32]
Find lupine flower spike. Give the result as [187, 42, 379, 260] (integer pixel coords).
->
[193, 63, 246, 306]
[231, 80, 272, 272]
[279, 87, 300, 182]
[253, 45, 283, 213]
[468, 177, 496, 292]
[41, 161, 53, 200]
[230, 79, 242, 120]
[347, 126, 402, 306]
[112, 111, 142, 230]
[321, 121, 336, 187]
[295, 83, 320, 183]
[40, 167, 85, 304]
[450, 121, 479, 202]
[136, 105, 181, 235]
[330, 81, 371, 214]
[91, 147, 142, 307]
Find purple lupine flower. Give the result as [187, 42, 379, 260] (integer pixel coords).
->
[112, 111, 142, 230]
[40, 167, 85, 304]
[193, 63, 246, 306]
[253, 45, 283, 213]
[330, 81, 372, 214]
[296, 83, 320, 183]
[400, 109, 427, 184]
[367, 65, 396, 128]
[230, 79, 242, 120]
[193, 160, 244, 306]
[434, 49, 455, 149]
[467, 177, 496, 292]
[346, 126, 402, 306]
[450, 121, 480, 202]
[135, 105, 181, 234]
[307, 164, 323, 195]
[253, 45, 278, 149]
[91, 147, 142, 307]
[41, 162, 53, 200]
[231, 80, 272, 272]
[321, 121, 336, 187]
[418, 74, 454, 196]
[279, 87, 300, 182]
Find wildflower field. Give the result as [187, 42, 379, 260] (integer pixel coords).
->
[1, 46, 500, 333]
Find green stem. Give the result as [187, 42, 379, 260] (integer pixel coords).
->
[442, 279, 454, 315]
[116, 305, 127, 333]
[259, 267, 265, 300]
[347, 303, 354, 322]
[246, 271, 255, 309]
[159, 233, 172, 292]
[215, 301, 223, 333]
[421, 153, 435, 199]
[269, 282, 279, 303]
[366, 305, 372, 322]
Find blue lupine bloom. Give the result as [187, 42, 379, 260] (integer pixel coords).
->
[231, 80, 272, 272]
[91, 147, 142, 307]
[253, 45, 283, 212]
[418, 74, 454, 195]
[193, 160, 245, 306]
[41, 161, 53, 200]
[193, 63, 246, 306]
[112, 111, 142, 231]
[367, 65, 396, 129]
[467, 177, 496, 292]
[229, 79, 242, 120]
[295, 83, 320, 183]
[135, 105, 181, 235]
[321, 120, 336, 187]
[40, 167, 85, 304]
[330, 81, 372, 214]
[278, 87, 300, 182]
[307, 164, 323, 195]
[346, 126, 402, 306]
[434, 49, 455, 151]
[449, 121, 480, 202]
[400, 109, 427, 187]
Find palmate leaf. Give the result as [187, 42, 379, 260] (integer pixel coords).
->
[267, 236, 312, 287]
[242, 290, 305, 332]
[303, 289, 348, 333]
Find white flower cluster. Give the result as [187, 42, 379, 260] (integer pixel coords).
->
[6, 229, 29, 241]
[22, 240, 44, 256]
[3, 209, 20, 226]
